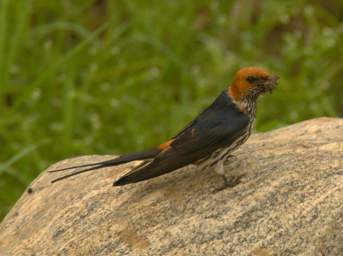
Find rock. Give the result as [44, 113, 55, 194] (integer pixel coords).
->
[0, 117, 343, 256]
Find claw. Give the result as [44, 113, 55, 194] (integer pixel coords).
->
[212, 174, 244, 193]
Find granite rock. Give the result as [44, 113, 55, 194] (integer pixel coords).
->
[0, 117, 343, 256]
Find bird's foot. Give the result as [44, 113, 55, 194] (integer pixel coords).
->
[224, 155, 241, 169]
[212, 174, 244, 193]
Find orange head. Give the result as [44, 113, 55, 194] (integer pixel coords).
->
[229, 67, 279, 102]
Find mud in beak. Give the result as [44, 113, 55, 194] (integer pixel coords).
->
[265, 75, 279, 93]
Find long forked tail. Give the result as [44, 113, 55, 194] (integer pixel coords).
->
[113, 153, 188, 186]
[50, 148, 160, 183]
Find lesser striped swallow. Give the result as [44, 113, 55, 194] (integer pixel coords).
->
[50, 67, 279, 189]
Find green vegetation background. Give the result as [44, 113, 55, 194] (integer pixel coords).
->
[0, 0, 342, 220]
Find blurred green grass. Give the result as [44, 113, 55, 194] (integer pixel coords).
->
[0, 0, 342, 220]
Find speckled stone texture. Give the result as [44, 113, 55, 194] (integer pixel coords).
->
[0, 117, 343, 256]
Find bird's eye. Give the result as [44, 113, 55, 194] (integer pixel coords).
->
[246, 76, 260, 84]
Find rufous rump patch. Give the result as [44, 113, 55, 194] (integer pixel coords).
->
[159, 139, 174, 150]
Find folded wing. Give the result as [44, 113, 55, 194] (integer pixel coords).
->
[114, 94, 250, 186]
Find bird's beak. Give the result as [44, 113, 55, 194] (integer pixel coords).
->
[270, 75, 280, 84]
[266, 75, 279, 93]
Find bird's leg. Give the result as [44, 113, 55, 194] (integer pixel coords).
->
[212, 159, 244, 192]
[224, 154, 238, 166]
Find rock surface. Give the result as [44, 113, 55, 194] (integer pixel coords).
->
[1, 117, 343, 256]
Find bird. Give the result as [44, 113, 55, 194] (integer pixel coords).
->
[49, 67, 279, 190]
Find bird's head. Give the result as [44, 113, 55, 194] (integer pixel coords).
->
[229, 67, 279, 102]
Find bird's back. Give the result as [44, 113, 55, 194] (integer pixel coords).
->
[114, 90, 251, 185]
